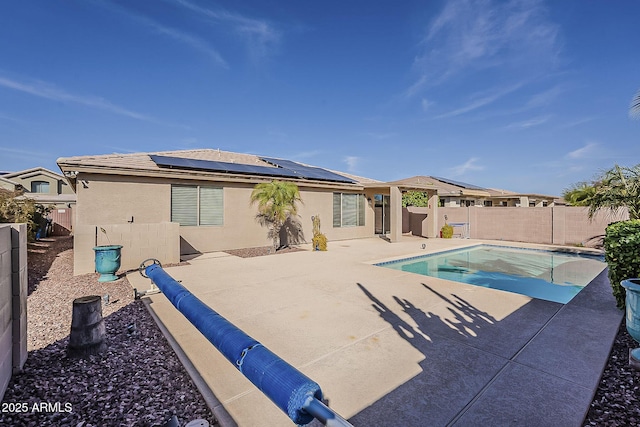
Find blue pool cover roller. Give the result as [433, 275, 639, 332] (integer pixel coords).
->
[145, 264, 350, 426]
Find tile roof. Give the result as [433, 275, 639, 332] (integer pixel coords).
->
[57, 149, 380, 185]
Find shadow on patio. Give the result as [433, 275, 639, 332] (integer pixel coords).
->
[348, 281, 603, 426]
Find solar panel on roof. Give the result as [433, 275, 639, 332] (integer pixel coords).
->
[150, 155, 299, 179]
[150, 154, 356, 184]
[432, 176, 486, 190]
[260, 157, 355, 183]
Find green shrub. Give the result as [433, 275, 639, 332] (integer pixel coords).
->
[402, 191, 430, 207]
[604, 220, 640, 309]
[441, 223, 454, 239]
[0, 190, 47, 241]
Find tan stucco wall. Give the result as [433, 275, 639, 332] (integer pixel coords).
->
[73, 222, 180, 275]
[0, 180, 16, 191]
[180, 185, 376, 253]
[437, 206, 627, 245]
[405, 201, 438, 239]
[72, 173, 376, 272]
[12, 173, 72, 196]
[75, 174, 171, 225]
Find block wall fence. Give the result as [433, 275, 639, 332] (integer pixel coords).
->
[0, 224, 28, 401]
[405, 206, 628, 245]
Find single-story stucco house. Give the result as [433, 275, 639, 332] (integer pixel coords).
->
[57, 149, 440, 275]
[396, 176, 559, 208]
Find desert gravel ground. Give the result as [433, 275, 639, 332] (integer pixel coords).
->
[1, 235, 639, 426]
[0, 236, 216, 427]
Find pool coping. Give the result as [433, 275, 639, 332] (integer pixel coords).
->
[446, 268, 622, 426]
[367, 241, 604, 266]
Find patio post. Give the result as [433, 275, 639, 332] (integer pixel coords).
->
[389, 186, 403, 242]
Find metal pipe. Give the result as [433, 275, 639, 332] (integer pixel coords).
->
[302, 396, 353, 427]
[143, 262, 353, 427]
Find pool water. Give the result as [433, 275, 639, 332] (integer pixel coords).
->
[377, 245, 606, 304]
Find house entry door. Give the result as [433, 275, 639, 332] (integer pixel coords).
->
[374, 194, 391, 234]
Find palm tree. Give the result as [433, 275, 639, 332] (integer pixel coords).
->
[250, 180, 302, 249]
[562, 182, 595, 206]
[587, 164, 640, 220]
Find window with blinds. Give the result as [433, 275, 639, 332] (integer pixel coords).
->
[333, 193, 366, 227]
[171, 185, 223, 226]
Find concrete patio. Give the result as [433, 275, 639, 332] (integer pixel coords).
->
[127, 236, 622, 427]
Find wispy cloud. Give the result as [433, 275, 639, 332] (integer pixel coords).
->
[557, 117, 595, 130]
[504, 115, 551, 130]
[168, 0, 281, 61]
[408, 0, 561, 95]
[344, 156, 360, 172]
[421, 98, 434, 112]
[0, 146, 53, 163]
[435, 83, 523, 119]
[291, 150, 322, 160]
[96, 0, 227, 67]
[149, 22, 228, 67]
[448, 157, 484, 177]
[0, 75, 156, 122]
[566, 142, 598, 159]
[365, 132, 396, 140]
[525, 85, 566, 108]
[0, 112, 27, 124]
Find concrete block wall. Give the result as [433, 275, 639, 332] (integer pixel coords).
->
[0, 223, 27, 402]
[474, 207, 553, 243]
[0, 225, 12, 401]
[433, 206, 628, 245]
[74, 222, 180, 275]
[404, 207, 429, 237]
[561, 207, 624, 245]
[11, 224, 27, 374]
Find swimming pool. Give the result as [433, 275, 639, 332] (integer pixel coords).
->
[376, 245, 606, 304]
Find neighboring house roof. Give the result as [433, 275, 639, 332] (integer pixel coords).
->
[14, 193, 76, 206]
[386, 176, 491, 197]
[3, 167, 65, 181]
[486, 188, 558, 200]
[379, 176, 446, 192]
[486, 188, 518, 197]
[0, 175, 20, 191]
[57, 149, 379, 190]
[379, 177, 560, 201]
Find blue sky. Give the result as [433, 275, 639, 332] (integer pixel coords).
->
[1, 0, 638, 196]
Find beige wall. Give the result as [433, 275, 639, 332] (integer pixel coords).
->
[0, 224, 28, 401]
[0, 180, 16, 191]
[176, 185, 376, 252]
[432, 206, 627, 245]
[75, 174, 171, 225]
[72, 173, 376, 273]
[73, 222, 180, 275]
[12, 172, 73, 196]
